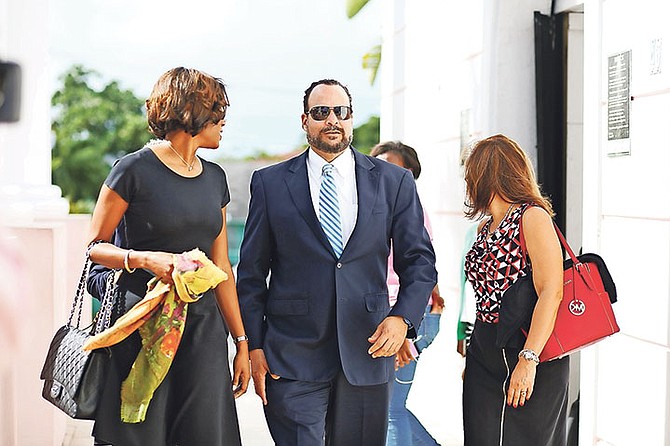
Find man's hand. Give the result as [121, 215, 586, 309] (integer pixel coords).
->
[250, 348, 280, 405]
[368, 316, 408, 358]
[395, 339, 416, 370]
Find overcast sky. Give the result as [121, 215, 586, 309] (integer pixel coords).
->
[48, 0, 383, 158]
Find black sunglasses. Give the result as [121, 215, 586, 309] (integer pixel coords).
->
[307, 105, 352, 121]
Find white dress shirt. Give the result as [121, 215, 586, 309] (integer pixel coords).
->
[306, 147, 358, 248]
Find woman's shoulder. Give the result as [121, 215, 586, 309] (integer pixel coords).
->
[111, 146, 153, 172]
[521, 203, 553, 231]
[200, 158, 227, 179]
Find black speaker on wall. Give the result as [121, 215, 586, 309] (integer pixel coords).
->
[0, 61, 21, 123]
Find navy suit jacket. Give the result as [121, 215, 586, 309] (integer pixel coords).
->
[237, 148, 437, 386]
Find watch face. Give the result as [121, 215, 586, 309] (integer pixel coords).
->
[520, 350, 539, 363]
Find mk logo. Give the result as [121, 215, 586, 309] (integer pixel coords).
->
[568, 299, 586, 316]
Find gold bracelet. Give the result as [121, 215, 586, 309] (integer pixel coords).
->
[124, 249, 136, 273]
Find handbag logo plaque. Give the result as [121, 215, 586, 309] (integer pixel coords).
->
[568, 299, 585, 316]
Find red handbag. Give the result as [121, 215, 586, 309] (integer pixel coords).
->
[518, 221, 620, 362]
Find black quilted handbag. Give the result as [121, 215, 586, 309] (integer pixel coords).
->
[40, 241, 117, 419]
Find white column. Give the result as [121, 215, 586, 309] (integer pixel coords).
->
[1, 0, 73, 445]
[579, 1, 603, 444]
[0, 0, 69, 224]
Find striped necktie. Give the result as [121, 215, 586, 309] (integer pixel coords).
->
[319, 163, 344, 257]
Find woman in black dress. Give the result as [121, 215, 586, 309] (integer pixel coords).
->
[86, 67, 249, 446]
[462, 134, 569, 445]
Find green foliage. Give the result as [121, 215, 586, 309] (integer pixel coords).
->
[362, 45, 381, 85]
[51, 65, 152, 213]
[346, 0, 371, 18]
[352, 115, 380, 155]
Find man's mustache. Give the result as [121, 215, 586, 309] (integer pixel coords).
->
[321, 126, 343, 135]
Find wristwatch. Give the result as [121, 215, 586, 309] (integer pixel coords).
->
[233, 334, 249, 344]
[401, 317, 417, 340]
[518, 348, 540, 364]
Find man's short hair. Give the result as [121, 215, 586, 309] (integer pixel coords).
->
[302, 79, 353, 113]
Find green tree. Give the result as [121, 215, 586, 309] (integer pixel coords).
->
[51, 65, 152, 213]
[352, 115, 380, 154]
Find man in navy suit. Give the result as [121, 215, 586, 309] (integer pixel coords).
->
[237, 79, 437, 446]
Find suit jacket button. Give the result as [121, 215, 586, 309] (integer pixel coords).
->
[336, 262, 342, 268]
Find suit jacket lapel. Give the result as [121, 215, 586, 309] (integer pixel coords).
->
[284, 150, 334, 254]
[344, 149, 379, 255]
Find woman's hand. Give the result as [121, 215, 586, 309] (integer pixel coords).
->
[141, 251, 176, 284]
[430, 297, 444, 314]
[232, 342, 250, 398]
[507, 358, 537, 408]
[430, 285, 444, 314]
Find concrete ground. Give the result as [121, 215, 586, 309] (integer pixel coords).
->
[63, 307, 465, 446]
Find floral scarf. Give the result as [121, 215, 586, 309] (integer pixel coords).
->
[84, 248, 227, 423]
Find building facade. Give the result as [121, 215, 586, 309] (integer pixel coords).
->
[379, 0, 670, 444]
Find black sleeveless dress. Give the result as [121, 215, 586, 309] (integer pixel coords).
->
[462, 204, 569, 446]
[92, 147, 242, 446]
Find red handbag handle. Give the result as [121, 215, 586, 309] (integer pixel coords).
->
[518, 206, 577, 263]
[518, 206, 599, 292]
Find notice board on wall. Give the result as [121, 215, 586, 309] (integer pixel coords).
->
[607, 50, 631, 156]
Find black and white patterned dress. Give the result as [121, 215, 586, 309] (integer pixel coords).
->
[462, 203, 569, 446]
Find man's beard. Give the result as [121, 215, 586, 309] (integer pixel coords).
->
[306, 127, 352, 154]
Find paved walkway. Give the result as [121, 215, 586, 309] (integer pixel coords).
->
[64, 307, 465, 446]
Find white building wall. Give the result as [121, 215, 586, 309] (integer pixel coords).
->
[381, 0, 670, 445]
[582, 1, 670, 444]
[380, 0, 551, 311]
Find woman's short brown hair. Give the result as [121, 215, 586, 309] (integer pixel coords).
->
[146, 67, 229, 139]
[464, 134, 553, 219]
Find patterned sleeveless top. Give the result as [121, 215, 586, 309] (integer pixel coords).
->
[464, 203, 532, 324]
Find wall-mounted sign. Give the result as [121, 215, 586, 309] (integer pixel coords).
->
[607, 50, 631, 156]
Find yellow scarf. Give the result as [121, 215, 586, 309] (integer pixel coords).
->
[84, 248, 227, 423]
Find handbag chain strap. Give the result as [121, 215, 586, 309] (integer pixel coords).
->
[67, 240, 118, 330]
[92, 269, 118, 334]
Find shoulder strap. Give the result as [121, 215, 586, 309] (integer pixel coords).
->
[520, 210, 603, 292]
[518, 206, 577, 264]
[68, 240, 105, 328]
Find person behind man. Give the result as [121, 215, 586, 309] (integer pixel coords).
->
[371, 141, 443, 446]
[237, 79, 437, 446]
